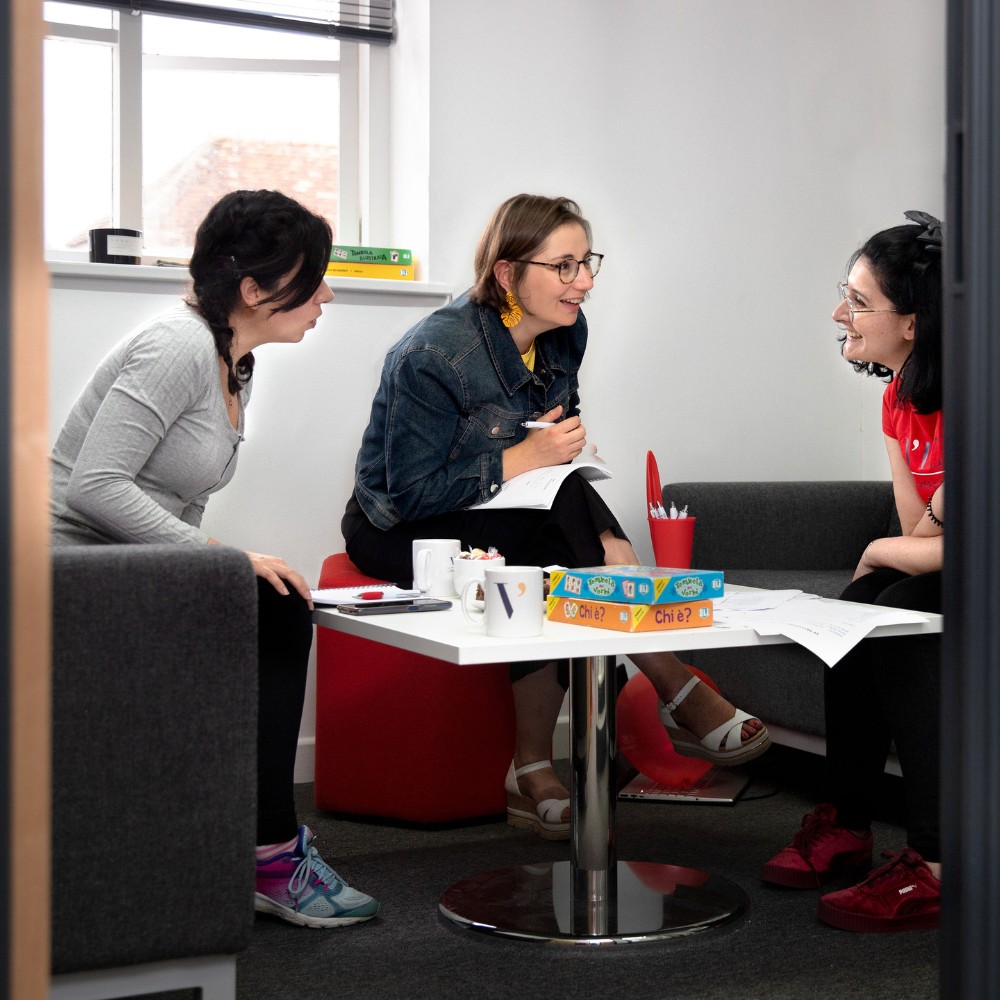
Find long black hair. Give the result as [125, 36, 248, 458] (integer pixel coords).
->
[841, 215, 942, 414]
[187, 189, 333, 393]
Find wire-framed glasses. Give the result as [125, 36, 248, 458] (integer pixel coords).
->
[837, 282, 899, 322]
[512, 253, 604, 284]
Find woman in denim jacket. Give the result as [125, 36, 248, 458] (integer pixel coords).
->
[343, 194, 770, 838]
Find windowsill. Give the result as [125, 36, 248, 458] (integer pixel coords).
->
[47, 260, 454, 303]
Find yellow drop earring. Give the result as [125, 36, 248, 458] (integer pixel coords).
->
[500, 289, 523, 329]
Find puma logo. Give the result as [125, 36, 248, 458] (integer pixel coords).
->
[898, 884, 917, 895]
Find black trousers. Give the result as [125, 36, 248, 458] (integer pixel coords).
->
[824, 568, 942, 860]
[255, 579, 313, 844]
[342, 471, 627, 683]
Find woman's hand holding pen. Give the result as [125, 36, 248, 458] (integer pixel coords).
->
[503, 405, 586, 480]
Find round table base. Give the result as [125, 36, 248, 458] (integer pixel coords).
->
[438, 859, 748, 945]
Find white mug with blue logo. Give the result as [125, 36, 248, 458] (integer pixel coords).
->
[461, 565, 544, 638]
[412, 538, 462, 598]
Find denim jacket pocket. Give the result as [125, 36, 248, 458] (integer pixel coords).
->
[461, 407, 523, 452]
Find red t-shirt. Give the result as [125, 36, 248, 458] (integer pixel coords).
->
[881, 377, 944, 502]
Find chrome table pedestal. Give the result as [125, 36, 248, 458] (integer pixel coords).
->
[438, 654, 748, 944]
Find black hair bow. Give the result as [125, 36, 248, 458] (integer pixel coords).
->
[904, 210, 943, 251]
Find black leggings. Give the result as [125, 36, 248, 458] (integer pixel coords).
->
[256, 579, 314, 845]
[342, 471, 627, 684]
[824, 568, 942, 860]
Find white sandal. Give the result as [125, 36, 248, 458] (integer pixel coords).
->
[658, 675, 771, 767]
[504, 760, 571, 840]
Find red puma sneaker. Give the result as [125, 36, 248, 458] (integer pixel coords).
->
[760, 803, 873, 889]
[817, 846, 940, 932]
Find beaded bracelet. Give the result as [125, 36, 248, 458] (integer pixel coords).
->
[926, 497, 944, 528]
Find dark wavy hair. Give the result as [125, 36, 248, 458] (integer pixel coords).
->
[186, 189, 333, 393]
[470, 194, 592, 313]
[841, 219, 942, 413]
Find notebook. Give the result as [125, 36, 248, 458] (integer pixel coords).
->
[617, 767, 750, 805]
[310, 585, 420, 606]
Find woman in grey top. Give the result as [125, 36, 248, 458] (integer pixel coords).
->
[50, 189, 379, 930]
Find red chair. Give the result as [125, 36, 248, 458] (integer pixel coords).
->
[314, 553, 516, 822]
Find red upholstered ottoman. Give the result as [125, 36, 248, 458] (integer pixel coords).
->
[314, 553, 516, 822]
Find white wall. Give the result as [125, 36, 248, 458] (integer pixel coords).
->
[421, 0, 946, 553]
[48, 0, 946, 779]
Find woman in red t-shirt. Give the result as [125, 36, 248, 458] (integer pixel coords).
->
[761, 212, 945, 933]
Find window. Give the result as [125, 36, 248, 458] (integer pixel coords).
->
[43, 1, 391, 258]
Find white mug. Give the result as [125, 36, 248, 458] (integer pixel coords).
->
[412, 538, 462, 598]
[452, 554, 505, 597]
[461, 565, 544, 638]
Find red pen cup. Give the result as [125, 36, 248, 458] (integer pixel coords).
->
[648, 516, 696, 570]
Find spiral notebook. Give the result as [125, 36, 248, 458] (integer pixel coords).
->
[310, 585, 420, 606]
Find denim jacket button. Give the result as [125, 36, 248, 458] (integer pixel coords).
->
[490, 483, 499, 493]
[491, 426, 500, 436]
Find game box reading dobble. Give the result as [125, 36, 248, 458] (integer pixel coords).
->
[547, 566, 724, 605]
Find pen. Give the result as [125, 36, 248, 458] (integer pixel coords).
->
[521, 420, 555, 429]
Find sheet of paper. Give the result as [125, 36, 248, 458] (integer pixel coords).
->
[310, 585, 420, 606]
[714, 590, 819, 612]
[466, 456, 611, 511]
[713, 593, 929, 667]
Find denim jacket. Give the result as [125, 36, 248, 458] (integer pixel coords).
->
[353, 290, 588, 530]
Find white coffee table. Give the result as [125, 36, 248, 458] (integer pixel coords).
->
[313, 595, 942, 945]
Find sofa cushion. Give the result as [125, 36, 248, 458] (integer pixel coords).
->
[723, 569, 852, 601]
[668, 481, 897, 571]
[689, 644, 829, 738]
[662, 481, 897, 746]
[51, 544, 259, 974]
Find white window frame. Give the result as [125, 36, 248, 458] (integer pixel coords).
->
[43, 7, 385, 257]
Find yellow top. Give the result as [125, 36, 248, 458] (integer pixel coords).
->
[520, 340, 536, 371]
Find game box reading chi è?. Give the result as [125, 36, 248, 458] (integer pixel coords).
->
[546, 596, 714, 632]
[547, 566, 724, 605]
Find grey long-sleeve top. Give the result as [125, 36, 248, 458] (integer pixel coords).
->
[50, 303, 249, 546]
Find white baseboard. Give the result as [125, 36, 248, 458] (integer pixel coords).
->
[294, 736, 316, 784]
[553, 714, 569, 760]
[764, 724, 902, 777]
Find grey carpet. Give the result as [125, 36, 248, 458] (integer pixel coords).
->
[231, 746, 936, 1000]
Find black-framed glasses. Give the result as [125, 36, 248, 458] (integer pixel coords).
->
[836, 281, 899, 322]
[512, 252, 604, 284]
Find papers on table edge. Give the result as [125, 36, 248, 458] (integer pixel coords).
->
[465, 456, 611, 511]
[310, 585, 420, 606]
[713, 590, 930, 667]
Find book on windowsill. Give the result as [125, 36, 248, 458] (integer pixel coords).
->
[329, 244, 414, 265]
[325, 260, 416, 280]
[465, 455, 611, 512]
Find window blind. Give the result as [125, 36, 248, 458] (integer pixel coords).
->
[57, 0, 395, 44]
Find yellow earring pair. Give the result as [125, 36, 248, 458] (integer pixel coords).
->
[500, 289, 523, 329]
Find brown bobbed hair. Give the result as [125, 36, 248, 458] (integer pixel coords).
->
[470, 194, 592, 313]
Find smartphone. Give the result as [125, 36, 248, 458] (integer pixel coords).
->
[336, 598, 453, 615]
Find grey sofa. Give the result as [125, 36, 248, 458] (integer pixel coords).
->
[663, 481, 898, 756]
[51, 544, 259, 1000]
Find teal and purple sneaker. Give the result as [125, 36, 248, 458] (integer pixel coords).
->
[254, 826, 379, 928]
